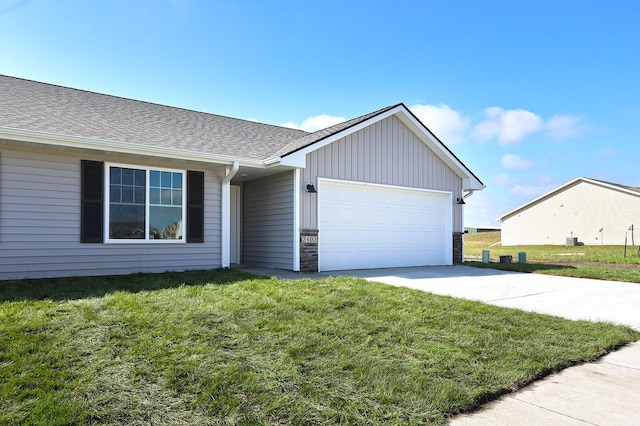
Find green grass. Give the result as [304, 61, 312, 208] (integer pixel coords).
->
[465, 232, 640, 283]
[1, 269, 638, 425]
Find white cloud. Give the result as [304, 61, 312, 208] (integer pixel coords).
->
[494, 173, 517, 186]
[500, 154, 535, 170]
[546, 114, 584, 139]
[282, 114, 346, 132]
[409, 104, 469, 145]
[473, 107, 544, 144]
[509, 184, 555, 198]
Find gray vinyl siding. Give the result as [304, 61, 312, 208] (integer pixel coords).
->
[0, 148, 223, 280]
[242, 171, 294, 269]
[301, 115, 464, 231]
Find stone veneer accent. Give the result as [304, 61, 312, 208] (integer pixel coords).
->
[299, 229, 319, 272]
[453, 232, 464, 264]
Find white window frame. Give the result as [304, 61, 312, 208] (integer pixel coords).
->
[104, 162, 187, 244]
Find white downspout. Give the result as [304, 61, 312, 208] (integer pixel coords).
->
[221, 161, 239, 268]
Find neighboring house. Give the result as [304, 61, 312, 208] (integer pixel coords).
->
[0, 75, 484, 280]
[499, 177, 640, 246]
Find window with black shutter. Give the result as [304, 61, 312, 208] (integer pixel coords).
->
[81, 161, 204, 244]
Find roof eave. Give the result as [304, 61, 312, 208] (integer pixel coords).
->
[0, 127, 267, 168]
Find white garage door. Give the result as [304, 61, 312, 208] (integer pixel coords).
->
[318, 179, 452, 271]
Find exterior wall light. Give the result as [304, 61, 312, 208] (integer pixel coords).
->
[306, 183, 317, 193]
[456, 197, 466, 205]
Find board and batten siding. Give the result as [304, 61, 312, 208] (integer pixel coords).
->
[501, 181, 640, 246]
[242, 171, 294, 269]
[301, 115, 463, 231]
[0, 148, 223, 280]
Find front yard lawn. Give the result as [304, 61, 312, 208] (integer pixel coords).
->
[1, 269, 638, 425]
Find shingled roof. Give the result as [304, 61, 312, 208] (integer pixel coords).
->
[0, 75, 311, 161]
[0, 74, 481, 190]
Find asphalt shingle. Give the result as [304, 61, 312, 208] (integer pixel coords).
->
[0, 75, 310, 160]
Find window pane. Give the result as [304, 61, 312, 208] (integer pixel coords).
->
[122, 186, 133, 203]
[150, 187, 160, 205]
[161, 188, 172, 205]
[109, 166, 146, 239]
[135, 169, 146, 186]
[134, 187, 145, 204]
[110, 204, 145, 239]
[110, 185, 121, 203]
[150, 170, 160, 187]
[150, 206, 182, 240]
[173, 173, 182, 189]
[122, 168, 134, 185]
[110, 167, 121, 184]
[173, 189, 182, 206]
[160, 171, 170, 188]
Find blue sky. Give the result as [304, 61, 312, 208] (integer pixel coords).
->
[2, 0, 639, 226]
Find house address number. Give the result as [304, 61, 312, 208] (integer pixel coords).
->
[300, 235, 318, 244]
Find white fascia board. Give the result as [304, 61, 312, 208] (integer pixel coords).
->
[277, 106, 405, 168]
[0, 127, 265, 168]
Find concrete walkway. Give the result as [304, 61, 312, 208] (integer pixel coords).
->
[239, 265, 640, 425]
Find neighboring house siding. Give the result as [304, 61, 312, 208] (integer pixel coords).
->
[242, 171, 294, 269]
[501, 181, 640, 246]
[301, 115, 463, 231]
[0, 148, 223, 280]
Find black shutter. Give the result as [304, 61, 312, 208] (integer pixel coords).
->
[80, 160, 104, 243]
[187, 170, 204, 243]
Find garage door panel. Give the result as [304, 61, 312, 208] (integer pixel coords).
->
[318, 180, 451, 271]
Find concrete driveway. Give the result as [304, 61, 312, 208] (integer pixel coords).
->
[326, 265, 640, 330]
[240, 264, 640, 425]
